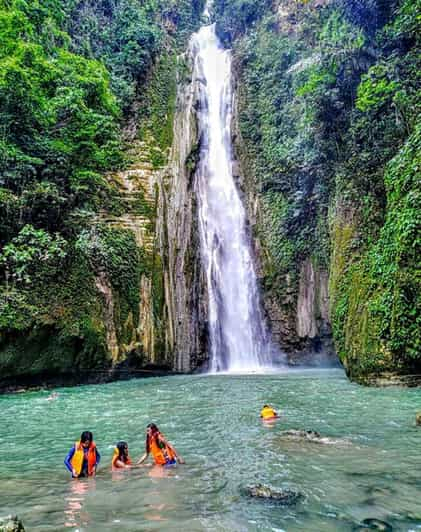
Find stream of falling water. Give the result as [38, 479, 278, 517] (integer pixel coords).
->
[192, 10, 272, 373]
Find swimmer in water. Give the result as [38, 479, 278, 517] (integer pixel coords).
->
[137, 424, 185, 467]
[260, 404, 279, 420]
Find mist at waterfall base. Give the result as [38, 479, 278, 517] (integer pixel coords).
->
[192, 23, 283, 374]
[2, 371, 421, 531]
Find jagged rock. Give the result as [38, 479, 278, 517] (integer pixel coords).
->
[279, 429, 321, 440]
[354, 518, 393, 531]
[278, 429, 347, 445]
[244, 484, 303, 505]
[0, 516, 25, 531]
[416, 412, 421, 426]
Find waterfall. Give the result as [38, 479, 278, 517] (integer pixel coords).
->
[190, 18, 272, 373]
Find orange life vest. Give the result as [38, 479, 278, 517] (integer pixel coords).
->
[71, 441, 97, 476]
[111, 447, 132, 469]
[150, 436, 176, 465]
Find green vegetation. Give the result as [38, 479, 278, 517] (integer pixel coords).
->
[215, 0, 420, 380]
[1, 0, 418, 383]
[0, 0, 204, 382]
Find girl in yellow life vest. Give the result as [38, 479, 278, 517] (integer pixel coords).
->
[137, 423, 185, 467]
[111, 441, 133, 470]
[64, 431, 101, 478]
[260, 404, 279, 420]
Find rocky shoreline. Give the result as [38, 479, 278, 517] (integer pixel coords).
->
[355, 372, 421, 388]
[0, 365, 177, 394]
[3, 367, 421, 394]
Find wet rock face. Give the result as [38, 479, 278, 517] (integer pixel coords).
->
[244, 484, 303, 505]
[231, 82, 337, 367]
[296, 260, 329, 339]
[0, 516, 25, 532]
[157, 46, 208, 372]
[416, 412, 421, 426]
[263, 260, 337, 366]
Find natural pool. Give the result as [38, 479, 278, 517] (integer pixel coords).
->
[1, 369, 421, 531]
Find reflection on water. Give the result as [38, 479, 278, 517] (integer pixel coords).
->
[64, 480, 93, 529]
[1, 370, 421, 531]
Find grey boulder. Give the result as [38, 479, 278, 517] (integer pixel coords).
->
[0, 516, 25, 532]
[244, 483, 303, 505]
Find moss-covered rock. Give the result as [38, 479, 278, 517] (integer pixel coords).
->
[0, 516, 25, 532]
[215, 0, 420, 381]
[0, 0, 205, 387]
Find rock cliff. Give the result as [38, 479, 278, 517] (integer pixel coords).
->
[214, 0, 420, 381]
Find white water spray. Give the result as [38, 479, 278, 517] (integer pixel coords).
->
[191, 10, 272, 373]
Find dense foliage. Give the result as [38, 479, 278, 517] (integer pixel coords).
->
[214, 0, 420, 379]
[0, 0, 204, 380]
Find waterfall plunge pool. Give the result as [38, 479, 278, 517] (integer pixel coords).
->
[1, 369, 421, 531]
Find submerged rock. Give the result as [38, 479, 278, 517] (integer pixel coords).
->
[364, 485, 395, 498]
[279, 429, 321, 440]
[278, 429, 350, 445]
[354, 518, 393, 531]
[0, 516, 25, 532]
[244, 483, 303, 505]
[416, 412, 421, 426]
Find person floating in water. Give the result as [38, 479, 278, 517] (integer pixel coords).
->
[46, 391, 59, 401]
[137, 423, 185, 467]
[64, 431, 101, 478]
[260, 404, 279, 420]
[111, 441, 132, 470]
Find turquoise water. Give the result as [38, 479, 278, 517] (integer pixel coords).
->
[1, 369, 421, 531]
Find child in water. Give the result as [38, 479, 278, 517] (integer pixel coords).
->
[137, 423, 185, 466]
[64, 431, 101, 478]
[111, 441, 132, 470]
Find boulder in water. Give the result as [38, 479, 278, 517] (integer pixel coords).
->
[279, 429, 322, 440]
[244, 483, 303, 505]
[416, 412, 421, 426]
[0, 516, 25, 532]
[354, 518, 393, 531]
[278, 429, 348, 445]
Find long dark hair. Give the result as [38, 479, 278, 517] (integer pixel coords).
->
[146, 423, 160, 453]
[116, 441, 129, 462]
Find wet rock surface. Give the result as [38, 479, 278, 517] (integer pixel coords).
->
[277, 429, 350, 445]
[157, 43, 208, 372]
[353, 518, 393, 531]
[416, 412, 421, 426]
[244, 484, 303, 505]
[0, 516, 25, 532]
[279, 429, 321, 440]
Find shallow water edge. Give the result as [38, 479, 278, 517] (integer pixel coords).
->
[2, 369, 421, 531]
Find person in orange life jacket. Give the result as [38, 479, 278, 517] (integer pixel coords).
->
[136, 423, 185, 466]
[111, 441, 132, 470]
[64, 431, 100, 478]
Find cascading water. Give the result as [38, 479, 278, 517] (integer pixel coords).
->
[191, 8, 272, 373]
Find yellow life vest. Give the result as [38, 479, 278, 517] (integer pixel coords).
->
[260, 406, 277, 419]
[71, 441, 97, 476]
[111, 447, 132, 468]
